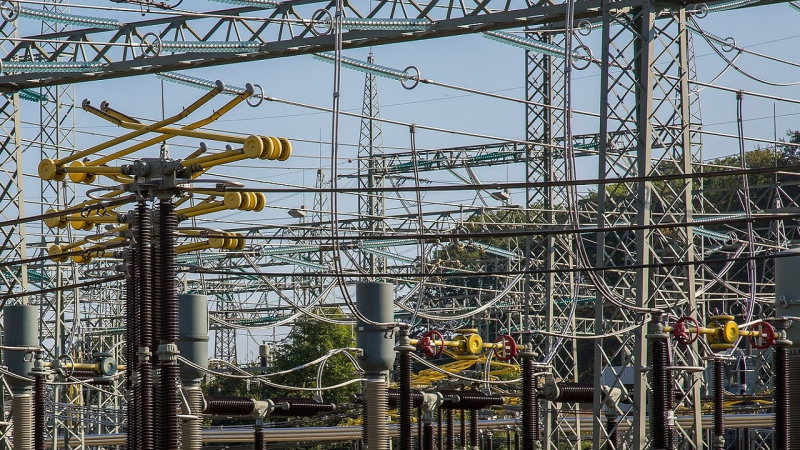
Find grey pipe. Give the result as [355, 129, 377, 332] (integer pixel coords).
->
[3, 305, 38, 394]
[177, 293, 209, 385]
[181, 387, 203, 450]
[364, 377, 389, 450]
[13, 394, 32, 450]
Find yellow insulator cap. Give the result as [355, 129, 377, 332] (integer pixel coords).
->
[68, 161, 87, 183]
[39, 158, 61, 181]
[44, 209, 66, 229]
[239, 192, 254, 211]
[223, 192, 243, 209]
[246, 192, 260, 211]
[465, 334, 483, 355]
[223, 232, 239, 250]
[70, 219, 87, 231]
[252, 192, 266, 212]
[234, 233, 246, 250]
[267, 136, 282, 160]
[48, 244, 69, 263]
[208, 236, 226, 249]
[277, 138, 292, 161]
[259, 136, 275, 160]
[243, 135, 265, 158]
[721, 320, 739, 344]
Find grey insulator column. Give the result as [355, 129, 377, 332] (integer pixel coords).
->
[355, 283, 396, 450]
[775, 249, 800, 448]
[181, 387, 204, 450]
[364, 378, 389, 450]
[178, 293, 209, 450]
[4, 305, 38, 450]
[13, 394, 32, 450]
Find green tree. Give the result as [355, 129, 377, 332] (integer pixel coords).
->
[204, 307, 360, 433]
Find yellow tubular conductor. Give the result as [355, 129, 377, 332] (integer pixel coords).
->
[39, 158, 66, 182]
[223, 192, 244, 209]
[177, 241, 213, 254]
[48, 244, 70, 262]
[66, 82, 224, 166]
[44, 209, 68, 229]
[182, 205, 228, 219]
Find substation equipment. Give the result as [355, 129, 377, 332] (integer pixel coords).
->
[3, 60, 798, 450]
[1, 0, 799, 447]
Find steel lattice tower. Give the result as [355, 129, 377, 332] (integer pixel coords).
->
[358, 52, 386, 277]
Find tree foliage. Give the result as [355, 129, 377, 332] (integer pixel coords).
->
[203, 307, 359, 428]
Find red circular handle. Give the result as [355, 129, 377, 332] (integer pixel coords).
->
[749, 321, 775, 349]
[420, 330, 444, 358]
[494, 334, 518, 361]
[672, 317, 700, 346]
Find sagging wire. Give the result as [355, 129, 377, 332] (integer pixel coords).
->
[541, 0, 580, 365]
[726, 91, 758, 353]
[689, 16, 800, 87]
[182, 355, 365, 390]
[315, 349, 362, 400]
[394, 274, 524, 321]
[240, 253, 354, 325]
[323, 0, 404, 330]
[408, 124, 427, 327]
[687, 23, 800, 70]
[211, 347, 359, 378]
[312, 52, 602, 120]
[533, 317, 647, 339]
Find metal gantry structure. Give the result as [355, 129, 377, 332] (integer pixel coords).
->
[0, 0, 798, 449]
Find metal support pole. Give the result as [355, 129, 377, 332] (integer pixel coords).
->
[712, 359, 725, 450]
[605, 412, 617, 450]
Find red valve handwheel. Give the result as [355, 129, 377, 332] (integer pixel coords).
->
[420, 330, 444, 358]
[749, 321, 775, 350]
[673, 316, 700, 346]
[494, 334, 518, 361]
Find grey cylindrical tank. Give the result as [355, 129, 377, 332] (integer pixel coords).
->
[177, 294, 209, 385]
[4, 305, 37, 393]
[776, 248, 800, 346]
[355, 282, 395, 373]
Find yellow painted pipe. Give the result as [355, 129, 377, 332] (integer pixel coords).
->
[66, 215, 119, 224]
[408, 338, 524, 351]
[86, 92, 252, 168]
[187, 88, 251, 129]
[182, 205, 229, 219]
[176, 242, 213, 254]
[117, 123, 248, 144]
[63, 164, 122, 174]
[100, 103, 143, 124]
[58, 84, 223, 165]
[182, 149, 242, 167]
[197, 153, 250, 169]
[175, 200, 224, 216]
